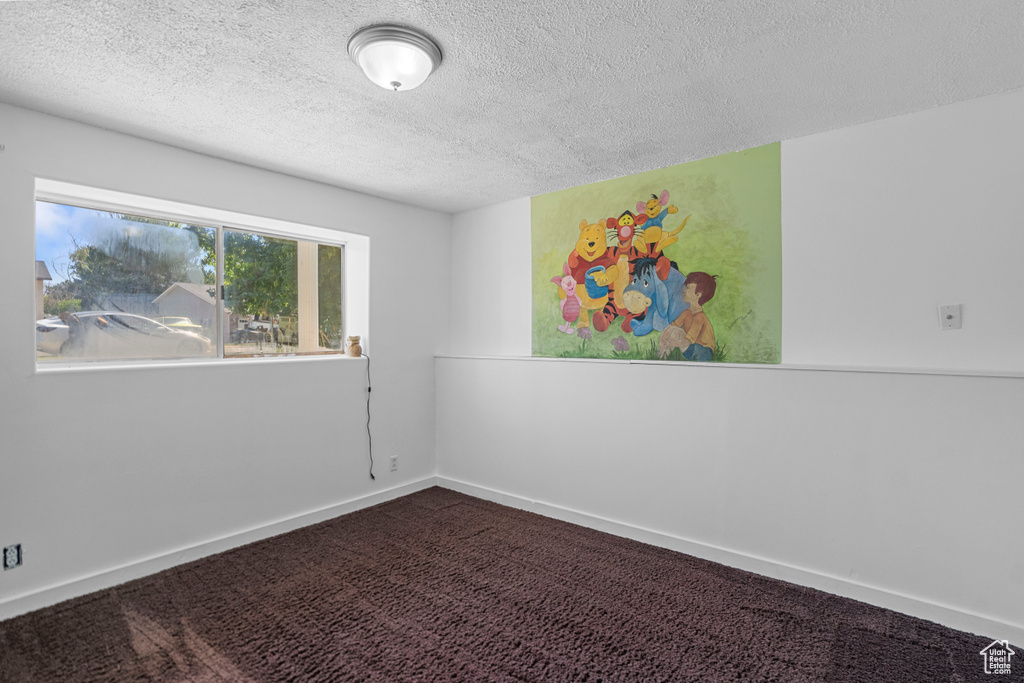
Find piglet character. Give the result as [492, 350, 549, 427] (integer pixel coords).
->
[551, 262, 581, 334]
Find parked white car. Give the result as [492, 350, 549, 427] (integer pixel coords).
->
[154, 316, 205, 334]
[36, 312, 213, 359]
[35, 316, 68, 355]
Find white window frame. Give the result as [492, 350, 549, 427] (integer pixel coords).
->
[34, 178, 370, 371]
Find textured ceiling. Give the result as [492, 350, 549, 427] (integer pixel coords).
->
[1, 1, 1022, 214]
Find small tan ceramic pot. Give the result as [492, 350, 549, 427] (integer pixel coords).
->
[345, 336, 362, 357]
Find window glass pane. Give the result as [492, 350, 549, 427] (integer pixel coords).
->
[35, 196, 348, 365]
[35, 201, 216, 362]
[223, 229, 298, 357]
[318, 244, 343, 349]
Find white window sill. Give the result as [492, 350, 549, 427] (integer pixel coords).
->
[34, 353, 363, 375]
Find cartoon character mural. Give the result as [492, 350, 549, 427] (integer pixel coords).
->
[550, 262, 581, 334]
[531, 142, 782, 364]
[658, 272, 718, 361]
[608, 250, 633, 333]
[635, 190, 685, 255]
[592, 213, 642, 334]
[608, 210, 639, 246]
[556, 205, 700, 344]
[622, 257, 690, 337]
[638, 213, 689, 256]
[564, 219, 620, 333]
[555, 207, 699, 347]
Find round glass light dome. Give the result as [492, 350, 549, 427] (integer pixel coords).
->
[347, 25, 442, 92]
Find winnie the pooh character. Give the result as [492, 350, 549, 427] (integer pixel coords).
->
[563, 218, 620, 333]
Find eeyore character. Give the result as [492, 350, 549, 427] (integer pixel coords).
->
[622, 257, 689, 337]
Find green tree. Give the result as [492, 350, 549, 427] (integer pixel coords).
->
[42, 295, 81, 317]
[49, 212, 215, 310]
[182, 225, 216, 284]
[42, 279, 82, 310]
[223, 232, 297, 318]
[318, 244, 343, 346]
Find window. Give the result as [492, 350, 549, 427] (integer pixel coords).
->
[35, 195, 347, 365]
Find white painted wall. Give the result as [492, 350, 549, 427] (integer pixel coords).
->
[449, 198, 532, 357]
[438, 89, 1024, 641]
[0, 103, 451, 614]
[784, 89, 1024, 372]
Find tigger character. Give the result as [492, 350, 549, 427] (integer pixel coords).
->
[563, 218, 620, 333]
[597, 250, 634, 333]
[605, 211, 639, 250]
[616, 210, 639, 238]
[598, 209, 678, 332]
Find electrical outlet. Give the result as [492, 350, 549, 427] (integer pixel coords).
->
[3, 544, 22, 570]
[390, 455, 398, 471]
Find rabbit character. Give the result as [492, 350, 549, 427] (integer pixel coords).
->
[551, 262, 582, 334]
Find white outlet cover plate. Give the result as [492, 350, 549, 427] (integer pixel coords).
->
[939, 304, 962, 330]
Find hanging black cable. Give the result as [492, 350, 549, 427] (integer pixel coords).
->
[364, 354, 374, 480]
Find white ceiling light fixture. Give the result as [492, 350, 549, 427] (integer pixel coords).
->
[347, 25, 442, 92]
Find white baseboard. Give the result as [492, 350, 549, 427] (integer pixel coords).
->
[437, 476, 1024, 646]
[0, 477, 436, 622]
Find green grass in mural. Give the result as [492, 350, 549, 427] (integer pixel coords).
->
[549, 325, 731, 363]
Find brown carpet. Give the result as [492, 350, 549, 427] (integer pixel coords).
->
[0, 487, 1008, 682]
